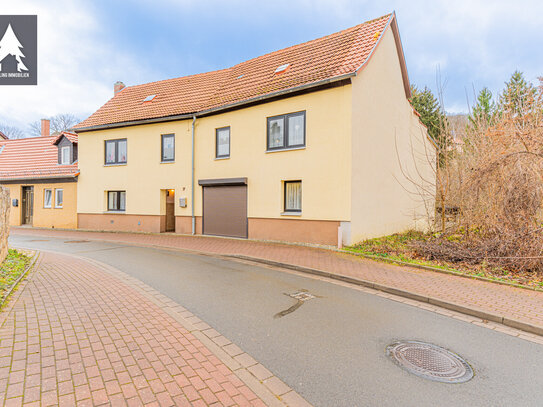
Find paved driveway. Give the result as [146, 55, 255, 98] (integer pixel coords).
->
[0, 252, 299, 407]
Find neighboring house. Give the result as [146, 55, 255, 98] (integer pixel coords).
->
[0, 119, 79, 228]
[74, 12, 434, 246]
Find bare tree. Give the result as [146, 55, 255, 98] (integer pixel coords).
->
[28, 113, 80, 137]
[413, 78, 543, 273]
[50, 113, 80, 133]
[0, 124, 26, 139]
[28, 120, 42, 137]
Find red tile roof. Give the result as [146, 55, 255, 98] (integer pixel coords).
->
[52, 131, 78, 145]
[0, 132, 79, 181]
[76, 13, 396, 130]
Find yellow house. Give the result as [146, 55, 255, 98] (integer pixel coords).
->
[0, 123, 79, 229]
[74, 12, 434, 246]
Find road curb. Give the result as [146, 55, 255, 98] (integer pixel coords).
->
[340, 250, 543, 293]
[11, 229, 543, 337]
[0, 251, 40, 329]
[226, 254, 543, 337]
[0, 250, 39, 308]
[13, 226, 543, 293]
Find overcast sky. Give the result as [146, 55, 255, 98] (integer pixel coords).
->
[1, 0, 541, 133]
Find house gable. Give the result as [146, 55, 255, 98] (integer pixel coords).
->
[348, 25, 433, 243]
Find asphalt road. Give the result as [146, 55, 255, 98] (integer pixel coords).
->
[9, 233, 543, 407]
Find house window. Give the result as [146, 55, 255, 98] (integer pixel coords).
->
[105, 139, 127, 165]
[284, 181, 302, 213]
[43, 189, 52, 208]
[161, 134, 175, 162]
[60, 146, 71, 165]
[216, 127, 230, 158]
[267, 111, 305, 151]
[108, 191, 126, 212]
[55, 189, 63, 208]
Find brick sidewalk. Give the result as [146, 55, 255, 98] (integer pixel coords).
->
[11, 228, 543, 334]
[0, 252, 302, 407]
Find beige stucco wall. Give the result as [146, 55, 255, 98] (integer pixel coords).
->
[3, 182, 78, 229]
[350, 27, 435, 243]
[77, 85, 352, 227]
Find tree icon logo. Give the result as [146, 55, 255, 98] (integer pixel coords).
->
[0, 23, 28, 73]
[0, 15, 37, 85]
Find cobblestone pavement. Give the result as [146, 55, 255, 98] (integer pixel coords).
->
[11, 228, 543, 334]
[0, 252, 306, 407]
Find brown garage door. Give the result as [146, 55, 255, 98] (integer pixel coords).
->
[202, 182, 247, 238]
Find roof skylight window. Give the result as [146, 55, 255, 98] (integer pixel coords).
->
[143, 94, 157, 102]
[274, 64, 290, 74]
[236, 74, 244, 79]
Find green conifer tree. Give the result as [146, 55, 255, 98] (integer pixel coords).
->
[410, 85, 448, 155]
[499, 71, 535, 115]
[468, 87, 496, 131]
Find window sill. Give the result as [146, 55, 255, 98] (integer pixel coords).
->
[214, 156, 230, 160]
[43, 207, 51, 209]
[54, 207, 63, 209]
[103, 211, 126, 214]
[281, 211, 302, 217]
[104, 163, 127, 167]
[160, 160, 175, 164]
[266, 146, 306, 154]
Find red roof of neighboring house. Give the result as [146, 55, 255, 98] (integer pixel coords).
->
[0, 132, 79, 181]
[52, 131, 78, 145]
[76, 13, 406, 130]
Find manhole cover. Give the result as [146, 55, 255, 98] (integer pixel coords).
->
[386, 341, 474, 383]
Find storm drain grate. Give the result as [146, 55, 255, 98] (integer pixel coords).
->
[386, 341, 474, 383]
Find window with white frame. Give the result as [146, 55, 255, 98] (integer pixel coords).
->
[43, 189, 52, 208]
[284, 181, 302, 213]
[60, 146, 71, 165]
[107, 191, 126, 212]
[216, 127, 230, 158]
[55, 189, 63, 208]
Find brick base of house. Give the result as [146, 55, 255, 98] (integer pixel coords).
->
[248, 217, 340, 246]
[78, 213, 341, 245]
[78, 213, 163, 233]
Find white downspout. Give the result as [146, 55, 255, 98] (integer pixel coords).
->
[191, 115, 196, 235]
